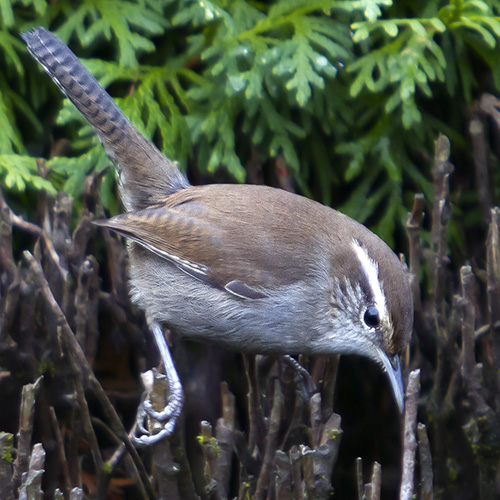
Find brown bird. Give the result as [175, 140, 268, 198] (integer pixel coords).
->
[23, 27, 413, 445]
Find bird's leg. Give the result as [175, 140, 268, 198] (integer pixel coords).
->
[132, 322, 184, 446]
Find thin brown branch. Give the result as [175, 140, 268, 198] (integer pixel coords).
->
[199, 420, 220, 500]
[469, 115, 492, 224]
[406, 193, 425, 314]
[290, 445, 304, 500]
[430, 134, 453, 328]
[356, 457, 364, 500]
[99, 227, 130, 304]
[309, 393, 323, 448]
[368, 462, 382, 500]
[74, 257, 100, 364]
[280, 387, 304, 451]
[22, 250, 154, 499]
[48, 407, 73, 497]
[69, 210, 95, 265]
[74, 373, 108, 498]
[487, 208, 500, 332]
[13, 377, 43, 491]
[460, 266, 482, 397]
[274, 450, 291, 500]
[479, 93, 500, 131]
[417, 423, 433, 500]
[356, 458, 382, 500]
[69, 487, 85, 500]
[254, 379, 284, 500]
[314, 412, 342, 498]
[215, 382, 236, 498]
[319, 355, 339, 421]
[146, 369, 181, 500]
[400, 369, 420, 500]
[243, 354, 265, 455]
[18, 443, 45, 500]
[302, 446, 315, 500]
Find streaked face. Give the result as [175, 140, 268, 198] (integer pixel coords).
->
[326, 239, 411, 412]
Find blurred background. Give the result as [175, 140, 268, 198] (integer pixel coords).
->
[1, 1, 500, 499]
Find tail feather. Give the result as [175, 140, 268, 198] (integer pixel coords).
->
[22, 27, 189, 211]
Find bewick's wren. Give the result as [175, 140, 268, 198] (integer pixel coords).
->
[23, 27, 413, 445]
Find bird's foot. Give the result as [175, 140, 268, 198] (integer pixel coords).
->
[131, 369, 183, 446]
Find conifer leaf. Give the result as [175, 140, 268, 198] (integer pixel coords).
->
[0, 87, 24, 154]
[56, 0, 167, 66]
[0, 154, 56, 194]
[383, 21, 398, 37]
[0, 0, 14, 28]
[355, 0, 393, 22]
[8, 0, 500, 244]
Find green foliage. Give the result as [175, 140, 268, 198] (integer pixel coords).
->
[0, 432, 13, 463]
[0, 155, 55, 194]
[1, 0, 500, 245]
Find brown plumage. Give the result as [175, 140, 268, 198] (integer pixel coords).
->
[23, 27, 413, 443]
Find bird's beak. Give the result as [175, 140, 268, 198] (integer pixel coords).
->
[375, 347, 405, 413]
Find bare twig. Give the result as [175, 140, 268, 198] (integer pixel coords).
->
[460, 266, 482, 397]
[237, 480, 251, 500]
[430, 134, 453, 328]
[480, 93, 500, 131]
[233, 429, 259, 477]
[368, 462, 382, 500]
[169, 428, 199, 500]
[145, 369, 181, 500]
[9, 212, 44, 239]
[356, 457, 364, 500]
[215, 382, 236, 498]
[406, 193, 425, 314]
[48, 407, 73, 496]
[274, 450, 291, 500]
[0, 189, 18, 283]
[255, 379, 284, 500]
[400, 369, 420, 500]
[487, 208, 500, 332]
[356, 458, 382, 500]
[74, 373, 109, 498]
[199, 420, 220, 499]
[243, 354, 265, 455]
[469, 115, 492, 224]
[74, 257, 100, 364]
[301, 446, 315, 500]
[459, 264, 495, 419]
[69, 210, 95, 265]
[99, 227, 130, 304]
[280, 386, 304, 451]
[417, 423, 433, 500]
[290, 445, 304, 500]
[309, 393, 323, 448]
[18, 443, 45, 500]
[0, 189, 22, 338]
[13, 377, 43, 491]
[319, 355, 339, 421]
[22, 250, 153, 499]
[314, 412, 342, 498]
[69, 487, 85, 500]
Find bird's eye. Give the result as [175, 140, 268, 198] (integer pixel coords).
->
[364, 306, 380, 328]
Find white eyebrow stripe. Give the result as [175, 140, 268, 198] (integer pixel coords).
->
[351, 240, 388, 320]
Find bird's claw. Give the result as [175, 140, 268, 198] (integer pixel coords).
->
[131, 387, 183, 446]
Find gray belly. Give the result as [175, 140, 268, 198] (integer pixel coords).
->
[127, 251, 325, 355]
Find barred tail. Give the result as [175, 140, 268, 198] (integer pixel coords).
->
[22, 27, 188, 211]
